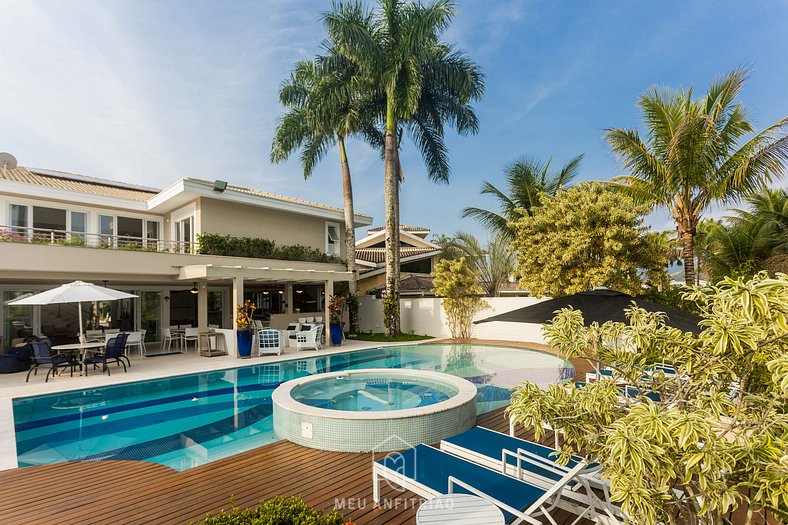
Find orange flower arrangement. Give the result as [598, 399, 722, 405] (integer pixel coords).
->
[236, 299, 256, 330]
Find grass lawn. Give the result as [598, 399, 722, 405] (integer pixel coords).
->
[347, 332, 434, 343]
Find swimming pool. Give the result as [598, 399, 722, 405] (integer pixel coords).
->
[13, 343, 573, 471]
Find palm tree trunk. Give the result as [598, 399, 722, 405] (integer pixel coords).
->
[384, 98, 401, 336]
[682, 230, 696, 285]
[338, 135, 359, 334]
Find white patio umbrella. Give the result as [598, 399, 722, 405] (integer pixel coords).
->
[7, 281, 138, 341]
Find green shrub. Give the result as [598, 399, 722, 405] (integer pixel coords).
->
[197, 233, 343, 264]
[193, 496, 347, 525]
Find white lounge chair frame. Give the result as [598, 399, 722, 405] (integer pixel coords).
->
[257, 328, 282, 356]
[372, 450, 594, 525]
[296, 324, 323, 351]
[443, 427, 623, 523]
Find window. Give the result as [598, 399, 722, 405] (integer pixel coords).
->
[70, 211, 87, 240]
[293, 284, 323, 313]
[70, 211, 87, 244]
[117, 216, 143, 247]
[9, 204, 28, 235]
[146, 221, 160, 250]
[175, 216, 193, 253]
[33, 206, 67, 241]
[326, 223, 340, 257]
[99, 215, 114, 246]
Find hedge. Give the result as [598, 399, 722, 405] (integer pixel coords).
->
[192, 496, 348, 525]
[197, 233, 343, 265]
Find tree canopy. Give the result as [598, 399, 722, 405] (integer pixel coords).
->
[507, 272, 788, 524]
[510, 182, 669, 297]
[432, 256, 486, 338]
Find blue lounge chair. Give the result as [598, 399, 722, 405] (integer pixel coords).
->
[440, 427, 622, 523]
[575, 381, 661, 402]
[372, 444, 594, 525]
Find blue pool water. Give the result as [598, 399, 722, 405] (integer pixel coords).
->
[291, 374, 460, 411]
[13, 344, 573, 471]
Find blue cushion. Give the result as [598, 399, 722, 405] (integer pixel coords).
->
[377, 444, 545, 522]
[443, 427, 590, 483]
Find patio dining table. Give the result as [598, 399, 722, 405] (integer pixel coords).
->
[51, 341, 106, 374]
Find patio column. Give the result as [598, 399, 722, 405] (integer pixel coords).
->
[232, 275, 244, 332]
[324, 280, 333, 327]
[285, 283, 293, 315]
[197, 280, 208, 333]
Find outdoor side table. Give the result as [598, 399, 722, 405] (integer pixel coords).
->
[198, 332, 227, 357]
[416, 494, 504, 525]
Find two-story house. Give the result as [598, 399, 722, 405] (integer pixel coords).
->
[0, 153, 372, 352]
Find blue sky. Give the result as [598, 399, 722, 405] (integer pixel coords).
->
[0, 0, 786, 239]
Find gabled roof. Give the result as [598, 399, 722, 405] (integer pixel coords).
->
[356, 246, 439, 264]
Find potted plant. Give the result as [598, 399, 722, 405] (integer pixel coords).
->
[328, 294, 345, 346]
[236, 300, 256, 358]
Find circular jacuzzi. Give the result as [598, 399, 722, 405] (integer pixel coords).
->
[272, 369, 477, 452]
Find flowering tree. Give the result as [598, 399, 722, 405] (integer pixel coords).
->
[432, 257, 488, 339]
[507, 272, 788, 524]
[510, 182, 669, 297]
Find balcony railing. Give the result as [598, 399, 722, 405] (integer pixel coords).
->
[0, 225, 193, 254]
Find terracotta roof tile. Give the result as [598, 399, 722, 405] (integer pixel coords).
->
[367, 224, 429, 233]
[189, 178, 371, 217]
[0, 167, 157, 201]
[355, 246, 438, 264]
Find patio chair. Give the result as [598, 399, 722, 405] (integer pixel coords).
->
[283, 322, 300, 348]
[85, 334, 128, 376]
[125, 331, 145, 357]
[306, 316, 314, 323]
[183, 327, 200, 352]
[84, 329, 104, 342]
[26, 341, 78, 383]
[163, 328, 183, 351]
[314, 316, 323, 323]
[372, 444, 596, 525]
[440, 427, 622, 522]
[298, 317, 307, 324]
[257, 328, 282, 356]
[296, 324, 323, 351]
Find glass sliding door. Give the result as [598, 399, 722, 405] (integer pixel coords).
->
[140, 291, 161, 342]
[3, 291, 33, 346]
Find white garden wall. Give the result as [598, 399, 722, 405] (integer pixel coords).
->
[357, 295, 551, 344]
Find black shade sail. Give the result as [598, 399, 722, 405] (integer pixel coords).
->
[475, 289, 703, 334]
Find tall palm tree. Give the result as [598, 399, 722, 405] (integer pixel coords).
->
[324, 0, 484, 335]
[438, 231, 515, 296]
[271, 55, 382, 333]
[462, 154, 583, 240]
[606, 68, 788, 285]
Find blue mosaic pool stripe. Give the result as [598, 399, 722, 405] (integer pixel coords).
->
[74, 402, 273, 463]
[15, 397, 267, 455]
